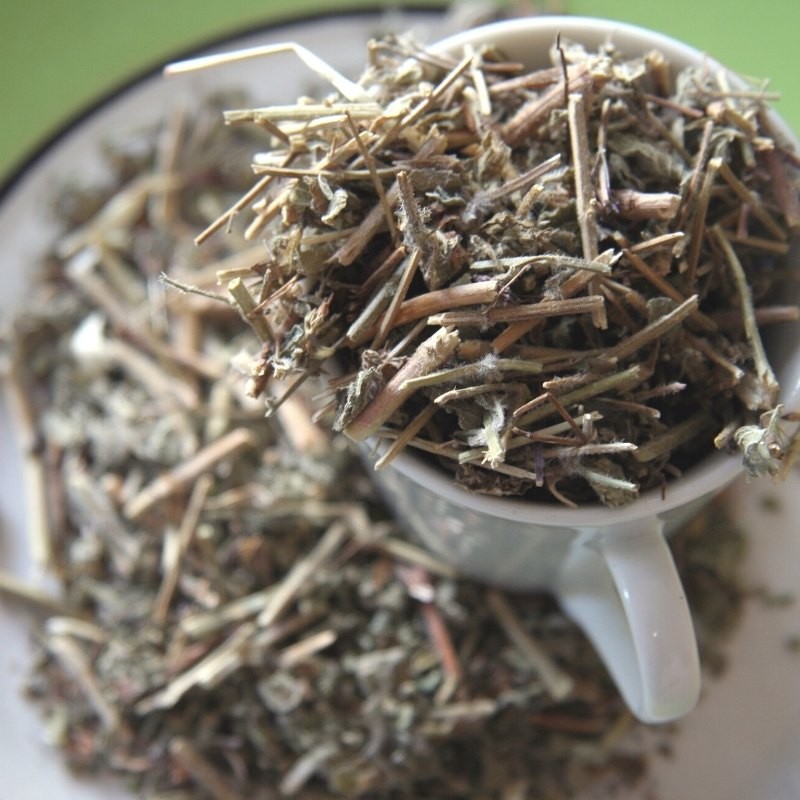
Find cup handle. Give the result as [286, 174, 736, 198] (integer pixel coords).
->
[557, 521, 700, 723]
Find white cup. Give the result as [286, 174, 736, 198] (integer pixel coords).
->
[366, 17, 800, 724]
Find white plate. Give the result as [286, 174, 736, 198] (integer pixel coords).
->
[1, 10, 799, 800]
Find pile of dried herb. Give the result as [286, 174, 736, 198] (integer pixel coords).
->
[170, 34, 800, 506]
[2, 87, 747, 799]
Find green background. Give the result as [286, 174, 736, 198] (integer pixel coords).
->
[1, 0, 798, 183]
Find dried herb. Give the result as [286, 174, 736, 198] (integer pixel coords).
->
[1, 89, 748, 800]
[171, 34, 800, 506]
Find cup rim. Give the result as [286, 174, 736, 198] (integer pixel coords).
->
[431, 15, 731, 75]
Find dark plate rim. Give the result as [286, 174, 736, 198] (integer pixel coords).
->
[0, 4, 445, 205]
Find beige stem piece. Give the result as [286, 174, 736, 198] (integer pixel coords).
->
[124, 428, 257, 520]
[344, 327, 460, 442]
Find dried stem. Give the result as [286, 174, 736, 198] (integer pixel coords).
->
[371, 52, 473, 152]
[685, 158, 719, 286]
[402, 358, 542, 392]
[371, 247, 422, 349]
[566, 96, 595, 257]
[486, 590, 574, 701]
[622, 249, 716, 332]
[627, 231, 685, 254]
[633, 411, 713, 462]
[603, 295, 698, 362]
[153, 474, 213, 625]
[47, 635, 124, 732]
[502, 63, 597, 146]
[568, 91, 606, 329]
[2, 354, 53, 569]
[711, 225, 780, 406]
[136, 623, 256, 713]
[344, 327, 460, 441]
[762, 148, 800, 229]
[611, 189, 681, 221]
[124, 428, 258, 520]
[429, 295, 605, 327]
[276, 629, 338, 668]
[713, 158, 787, 241]
[228, 277, 271, 341]
[257, 521, 349, 627]
[515, 365, 646, 427]
[345, 111, 398, 243]
[374, 403, 437, 470]
[168, 737, 246, 800]
[0, 570, 66, 616]
[165, 41, 370, 102]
